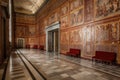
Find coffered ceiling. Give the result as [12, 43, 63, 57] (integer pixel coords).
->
[13, 0, 47, 15]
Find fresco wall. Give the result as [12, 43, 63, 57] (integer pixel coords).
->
[36, 0, 120, 63]
[15, 0, 120, 63]
[15, 13, 39, 48]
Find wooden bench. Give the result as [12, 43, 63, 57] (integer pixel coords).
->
[67, 48, 81, 57]
[92, 51, 116, 64]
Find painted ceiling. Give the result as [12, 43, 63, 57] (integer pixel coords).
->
[13, 0, 46, 14]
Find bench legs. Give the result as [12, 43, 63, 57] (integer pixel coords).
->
[92, 58, 116, 65]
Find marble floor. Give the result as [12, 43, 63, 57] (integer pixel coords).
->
[0, 59, 7, 80]
[4, 49, 120, 80]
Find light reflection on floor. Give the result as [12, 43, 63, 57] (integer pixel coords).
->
[16, 49, 120, 80]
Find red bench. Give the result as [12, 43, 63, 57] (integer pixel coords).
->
[39, 45, 44, 50]
[32, 45, 38, 49]
[92, 51, 116, 64]
[67, 48, 81, 57]
[26, 44, 30, 49]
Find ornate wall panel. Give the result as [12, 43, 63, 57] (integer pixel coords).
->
[84, 0, 94, 22]
[95, 0, 120, 20]
[70, 0, 83, 11]
[70, 8, 83, 27]
[95, 24, 110, 42]
[94, 21, 120, 60]
[60, 31, 69, 54]
[28, 26, 36, 36]
[48, 11, 59, 25]
[14, 0, 120, 63]
[35, 0, 120, 61]
[60, 2, 69, 17]
[60, 15, 69, 29]
[15, 13, 36, 46]
[109, 22, 119, 41]
[69, 28, 83, 53]
[16, 26, 26, 37]
[82, 25, 95, 58]
[95, 22, 119, 42]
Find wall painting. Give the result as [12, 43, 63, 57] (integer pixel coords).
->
[60, 16, 69, 29]
[95, 0, 120, 20]
[70, 8, 83, 27]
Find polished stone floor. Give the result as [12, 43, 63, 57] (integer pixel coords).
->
[4, 49, 120, 80]
[0, 59, 7, 80]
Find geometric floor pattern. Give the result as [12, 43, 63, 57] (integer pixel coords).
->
[60, 54, 120, 78]
[17, 49, 120, 80]
[5, 52, 33, 80]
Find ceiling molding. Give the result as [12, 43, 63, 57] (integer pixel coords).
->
[13, 0, 48, 15]
[35, 0, 49, 15]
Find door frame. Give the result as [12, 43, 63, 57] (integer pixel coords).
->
[17, 38, 25, 48]
[45, 21, 60, 53]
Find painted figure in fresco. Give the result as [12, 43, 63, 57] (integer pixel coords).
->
[113, 0, 118, 11]
[70, 2, 74, 11]
[108, 2, 114, 13]
[96, 0, 103, 17]
[71, 9, 83, 26]
[102, 3, 107, 16]
[65, 17, 68, 27]
[70, 0, 83, 11]
[109, 23, 118, 40]
[71, 14, 76, 26]
[111, 24, 117, 39]
[103, 25, 109, 41]
[116, 0, 120, 11]
[84, 0, 94, 22]
[61, 5, 68, 16]
[96, 25, 109, 41]
[61, 20, 65, 28]
[29, 27, 35, 36]
[96, 25, 102, 41]
[16, 27, 25, 37]
[74, 0, 79, 8]
[77, 9, 83, 24]
[70, 31, 74, 44]
[96, 0, 120, 18]
[61, 16, 68, 28]
[79, 29, 82, 42]
[74, 31, 78, 42]
[86, 26, 91, 42]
